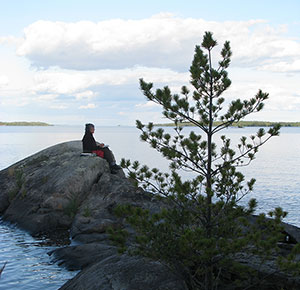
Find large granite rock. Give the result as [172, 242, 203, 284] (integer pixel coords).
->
[0, 141, 186, 290]
[0, 141, 110, 234]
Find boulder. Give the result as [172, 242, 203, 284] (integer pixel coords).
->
[59, 254, 187, 290]
[70, 172, 161, 243]
[0, 141, 109, 234]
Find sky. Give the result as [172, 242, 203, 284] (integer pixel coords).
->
[0, 0, 300, 126]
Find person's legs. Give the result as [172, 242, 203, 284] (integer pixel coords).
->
[102, 148, 121, 173]
[102, 147, 114, 164]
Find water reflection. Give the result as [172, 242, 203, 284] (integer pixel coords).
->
[0, 219, 77, 290]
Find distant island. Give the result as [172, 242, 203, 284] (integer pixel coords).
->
[0, 121, 52, 126]
[155, 121, 300, 127]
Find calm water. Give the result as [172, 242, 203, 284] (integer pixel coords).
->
[0, 125, 300, 289]
[0, 219, 76, 290]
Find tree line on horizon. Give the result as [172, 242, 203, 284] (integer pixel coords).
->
[0, 121, 51, 126]
[155, 120, 300, 128]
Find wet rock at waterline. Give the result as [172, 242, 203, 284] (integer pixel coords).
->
[59, 254, 187, 290]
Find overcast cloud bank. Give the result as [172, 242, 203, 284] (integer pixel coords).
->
[0, 13, 300, 124]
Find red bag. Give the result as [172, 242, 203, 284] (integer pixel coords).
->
[92, 150, 104, 158]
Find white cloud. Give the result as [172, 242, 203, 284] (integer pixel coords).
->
[1, 98, 29, 107]
[33, 71, 94, 95]
[31, 67, 188, 96]
[259, 60, 300, 73]
[221, 71, 300, 114]
[50, 104, 68, 110]
[0, 36, 21, 46]
[75, 90, 95, 100]
[36, 93, 58, 101]
[135, 101, 160, 108]
[118, 110, 165, 124]
[2, 14, 300, 125]
[0, 75, 9, 87]
[79, 103, 97, 109]
[15, 15, 300, 73]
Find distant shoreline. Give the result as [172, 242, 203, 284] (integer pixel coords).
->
[154, 121, 300, 127]
[0, 122, 52, 126]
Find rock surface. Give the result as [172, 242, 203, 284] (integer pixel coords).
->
[0, 141, 109, 234]
[1, 141, 300, 290]
[59, 254, 186, 290]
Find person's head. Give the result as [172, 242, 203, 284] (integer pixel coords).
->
[85, 123, 95, 134]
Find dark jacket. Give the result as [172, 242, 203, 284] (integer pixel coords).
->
[82, 131, 101, 153]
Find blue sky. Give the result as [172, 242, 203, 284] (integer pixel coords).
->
[0, 0, 300, 125]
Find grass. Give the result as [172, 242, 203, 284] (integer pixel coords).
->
[82, 206, 92, 217]
[8, 169, 27, 202]
[64, 192, 80, 218]
[8, 167, 15, 177]
[21, 189, 27, 199]
[26, 155, 49, 167]
[8, 187, 19, 201]
[15, 169, 24, 189]
[42, 176, 49, 184]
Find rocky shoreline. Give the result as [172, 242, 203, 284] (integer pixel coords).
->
[0, 141, 186, 289]
[0, 141, 300, 289]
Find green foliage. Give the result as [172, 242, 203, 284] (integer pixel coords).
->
[64, 192, 80, 218]
[114, 32, 298, 289]
[8, 187, 19, 201]
[82, 206, 92, 217]
[21, 189, 27, 199]
[26, 155, 49, 167]
[108, 224, 129, 254]
[8, 169, 25, 202]
[41, 175, 49, 184]
[15, 169, 24, 189]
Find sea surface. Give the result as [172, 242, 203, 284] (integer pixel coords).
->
[1, 125, 300, 289]
[0, 219, 76, 290]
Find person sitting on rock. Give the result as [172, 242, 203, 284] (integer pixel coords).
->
[82, 123, 121, 174]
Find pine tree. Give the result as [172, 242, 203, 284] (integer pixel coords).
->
[112, 32, 300, 290]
